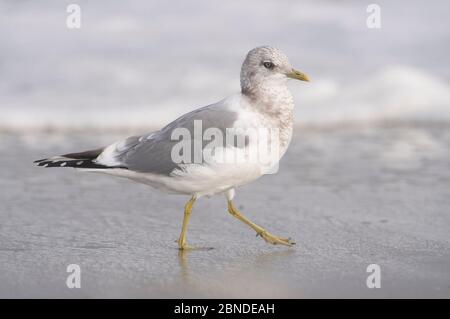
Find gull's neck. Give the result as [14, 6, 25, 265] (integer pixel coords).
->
[241, 79, 294, 117]
[241, 79, 294, 153]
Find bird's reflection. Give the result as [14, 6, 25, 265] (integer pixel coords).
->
[177, 246, 296, 285]
[177, 249, 191, 283]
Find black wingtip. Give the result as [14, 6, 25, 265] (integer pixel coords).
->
[34, 158, 128, 169]
[35, 160, 52, 167]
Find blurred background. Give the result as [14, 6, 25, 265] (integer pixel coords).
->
[0, 0, 449, 298]
[0, 0, 449, 131]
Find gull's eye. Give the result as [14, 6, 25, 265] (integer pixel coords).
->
[263, 61, 274, 69]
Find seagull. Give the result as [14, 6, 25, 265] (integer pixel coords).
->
[35, 46, 309, 250]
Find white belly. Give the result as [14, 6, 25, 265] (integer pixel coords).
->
[86, 143, 278, 197]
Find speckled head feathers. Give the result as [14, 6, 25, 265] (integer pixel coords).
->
[240, 46, 293, 95]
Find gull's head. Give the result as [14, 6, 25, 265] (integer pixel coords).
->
[240, 46, 309, 95]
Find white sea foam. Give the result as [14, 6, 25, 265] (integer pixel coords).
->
[295, 66, 450, 124]
[0, 0, 449, 131]
[1, 65, 448, 131]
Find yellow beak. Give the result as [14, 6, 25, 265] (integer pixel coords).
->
[287, 69, 310, 82]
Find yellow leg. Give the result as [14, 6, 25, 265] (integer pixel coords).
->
[227, 200, 295, 247]
[177, 196, 196, 250]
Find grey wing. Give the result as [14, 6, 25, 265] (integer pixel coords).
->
[114, 103, 238, 176]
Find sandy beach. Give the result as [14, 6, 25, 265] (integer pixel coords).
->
[1, 123, 449, 298]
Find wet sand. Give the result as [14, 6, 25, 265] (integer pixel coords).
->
[1, 124, 449, 298]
